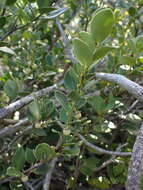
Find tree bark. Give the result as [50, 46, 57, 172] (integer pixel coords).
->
[126, 122, 143, 190]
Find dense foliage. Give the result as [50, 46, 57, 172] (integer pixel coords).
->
[0, 0, 143, 189]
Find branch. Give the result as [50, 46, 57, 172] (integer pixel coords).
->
[23, 181, 35, 190]
[56, 19, 76, 64]
[126, 122, 143, 190]
[95, 72, 143, 101]
[94, 143, 128, 172]
[0, 84, 57, 119]
[43, 134, 63, 190]
[0, 15, 41, 41]
[43, 158, 58, 190]
[0, 118, 29, 137]
[78, 134, 132, 157]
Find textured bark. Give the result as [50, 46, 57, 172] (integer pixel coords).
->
[126, 122, 143, 190]
[95, 73, 143, 101]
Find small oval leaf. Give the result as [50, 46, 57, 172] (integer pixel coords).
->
[12, 147, 25, 171]
[79, 31, 95, 52]
[55, 91, 69, 111]
[73, 38, 93, 66]
[4, 80, 18, 100]
[34, 143, 56, 161]
[64, 69, 77, 91]
[90, 8, 114, 43]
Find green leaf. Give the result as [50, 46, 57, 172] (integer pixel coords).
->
[5, 0, 17, 5]
[37, 0, 51, 13]
[6, 167, 21, 177]
[39, 98, 55, 120]
[28, 100, 41, 121]
[93, 46, 118, 61]
[0, 46, 16, 55]
[12, 147, 25, 171]
[90, 8, 114, 43]
[88, 177, 110, 188]
[34, 143, 56, 161]
[136, 35, 143, 52]
[76, 98, 86, 109]
[113, 164, 125, 176]
[55, 91, 69, 111]
[32, 128, 47, 136]
[25, 148, 36, 164]
[40, 7, 68, 19]
[0, 16, 6, 28]
[28, 0, 36, 2]
[64, 68, 77, 91]
[63, 144, 80, 157]
[119, 56, 136, 65]
[79, 31, 95, 52]
[59, 107, 68, 123]
[34, 163, 50, 175]
[73, 38, 93, 66]
[88, 96, 106, 114]
[4, 80, 18, 100]
[80, 157, 100, 176]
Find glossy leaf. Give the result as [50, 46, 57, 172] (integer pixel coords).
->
[73, 38, 93, 66]
[90, 8, 114, 42]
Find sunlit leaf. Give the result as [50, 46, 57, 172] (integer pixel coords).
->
[73, 38, 92, 66]
[90, 8, 114, 42]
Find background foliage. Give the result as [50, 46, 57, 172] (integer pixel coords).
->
[0, 0, 143, 189]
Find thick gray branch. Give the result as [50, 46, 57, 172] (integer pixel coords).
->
[126, 122, 143, 190]
[0, 84, 57, 120]
[78, 134, 131, 157]
[95, 73, 143, 101]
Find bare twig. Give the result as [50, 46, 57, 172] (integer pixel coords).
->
[126, 122, 143, 190]
[78, 134, 132, 157]
[0, 84, 57, 120]
[125, 100, 139, 114]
